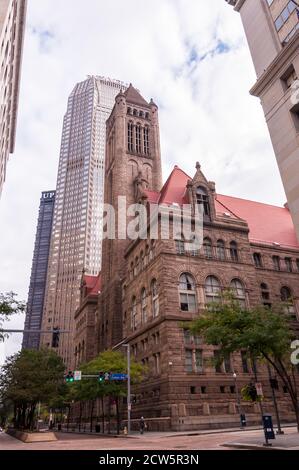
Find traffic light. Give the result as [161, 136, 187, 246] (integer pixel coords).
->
[98, 372, 111, 382]
[65, 371, 74, 383]
[98, 372, 105, 383]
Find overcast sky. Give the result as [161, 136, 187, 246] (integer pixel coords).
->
[0, 0, 286, 364]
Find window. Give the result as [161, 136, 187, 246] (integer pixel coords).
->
[261, 283, 271, 308]
[220, 386, 225, 394]
[273, 256, 281, 271]
[224, 355, 232, 373]
[281, 286, 297, 319]
[141, 288, 147, 324]
[201, 386, 207, 394]
[185, 349, 193, 373]
[184, 329, 192, 345]
[154, 353, 160, 375]
[230, 279, 246, 308]
[196, 187, 210, 218]
[214, 350, 222, 373]
[230, 241, 239, 262]
[143, 126, 149, 155]
[230, 386, 236, 394]
[136, 124, 142, 154]
[128, 122, 134, 152]
[176, 238, 185, 254]
[203, 238, 213, 258]
[195, 350, 203, 373]
[274, 1, 297, 32]
[296, 259, 299, 272]
[190, 386, 196, 395]
[217, 240, 225, 260]
[131, 297, 137, 330]
[179, 273, 197, 312]
[285, 257, 293, 272]
[205, 276, 221, 303]
[151, 279, 159, 318]
[253, 253, 263, 268]
[241, 351, 249, 373]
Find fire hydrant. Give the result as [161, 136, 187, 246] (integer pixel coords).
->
[123, 426, 128, 435]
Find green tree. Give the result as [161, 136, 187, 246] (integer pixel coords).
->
[187, 292, 299, 430]
[0, 349, 65, 430]
[70, 350, 145, 434]
[0, 292, 25, 342]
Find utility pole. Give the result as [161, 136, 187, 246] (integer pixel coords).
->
[122, 344, 131, 435]
[267, 364, 284, 435]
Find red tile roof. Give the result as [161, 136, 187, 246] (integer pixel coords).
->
[144, 166, 299, 249]
[83, 273, 101, 295]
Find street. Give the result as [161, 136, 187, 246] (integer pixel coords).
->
[0, 427, 298, 451]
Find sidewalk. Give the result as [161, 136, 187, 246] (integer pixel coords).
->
[223, 430, 299, 450]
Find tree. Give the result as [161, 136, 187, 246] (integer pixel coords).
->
[0, 349, 65, 430]
[0, 292, 25, 342]
[187, 292, 299, 431]
[70, 350, 145, 434]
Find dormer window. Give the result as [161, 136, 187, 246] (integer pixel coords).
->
[196, 187, 210, 218]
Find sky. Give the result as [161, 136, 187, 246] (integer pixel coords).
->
[0, 0, 286, 364]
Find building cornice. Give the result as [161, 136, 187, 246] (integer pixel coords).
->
[250, 33, 299, 97]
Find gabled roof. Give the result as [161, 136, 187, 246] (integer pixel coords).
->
[216, 194, 299, 248]
[158, 166, 190, 205]
[144, 165, 299, 249]
[83, 273, 102, 295]
[124, 84, 150, 108]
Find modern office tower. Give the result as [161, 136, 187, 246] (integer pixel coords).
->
[225, 0, 299, 240]
[22, 191, 56, 350]
[0, 0, 27, 197]
[40, 76, 127, 367]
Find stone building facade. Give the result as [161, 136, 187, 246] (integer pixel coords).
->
[226, 0, 299, 241]
[75, 86, 299, 431]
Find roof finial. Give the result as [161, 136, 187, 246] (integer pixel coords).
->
[196, 162, 201, 171]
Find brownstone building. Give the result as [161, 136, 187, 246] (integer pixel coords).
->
[75, 85, 299, 431]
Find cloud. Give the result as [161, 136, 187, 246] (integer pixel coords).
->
[0, 0, 286, 364]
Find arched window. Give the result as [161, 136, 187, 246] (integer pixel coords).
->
[131, 297, 137, 330]
[151, 280, 159, 318]
[127, 107, 132, 115]
[139, 110, 144, 118]
[203, 238, 213, 258]
[253, 253, 263, 268]
[217, 240, 225, 260]
[141, 288, 147, 324]
[143, 126, 149, 155]
[128, 122, 134, 152]
[179, 273, 197, 312]
[205, 276, 221, 303]
[136, 123, 142, 154]
[196, 187, 210, 217]
[231, 279, 246, 308]
[133, 109, 138, 116]
[230, 241, 239, 262]
[281, 287, 296, 318]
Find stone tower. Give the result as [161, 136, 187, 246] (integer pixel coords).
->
[225, 0, 299, 241]
[98, 84, 163, 349]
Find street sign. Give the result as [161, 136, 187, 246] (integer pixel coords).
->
[74, 371, 82, 381]
[255, 382, 263, 397]
[110, 373, 128, 381]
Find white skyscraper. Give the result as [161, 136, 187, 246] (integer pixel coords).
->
[40, 76, 127, 366]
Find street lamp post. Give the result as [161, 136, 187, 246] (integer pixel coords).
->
[233, 373, 245, 429]
[122, 344, 131, 435]
[267, 364, 284, 435]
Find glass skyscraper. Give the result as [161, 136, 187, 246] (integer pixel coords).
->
[40, 76, 127, 367]
[22, 191, 56, 350]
